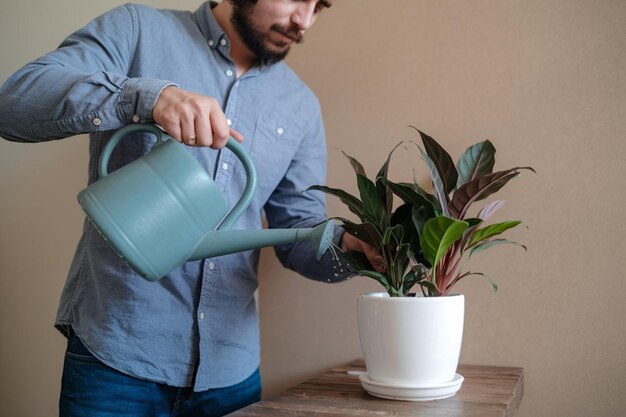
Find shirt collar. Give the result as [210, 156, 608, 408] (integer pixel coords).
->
[194, 2, 230, 51]
[194, 1, 275, 75]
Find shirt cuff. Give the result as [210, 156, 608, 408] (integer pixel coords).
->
[120, 78, 179, 123]
[332, 224, 348, 252]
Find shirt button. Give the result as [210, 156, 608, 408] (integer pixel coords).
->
[225, 69, 233, 77]
[220, 38, 227, 46]
[208, 40, 215, 47]
[222, 163, 229, 171]
[276, 127, 284, 135]
[199, 312, 205, 320]
[92, 117, 102, 126]
[208, 262, 215, 270]
[226, 119, 232, 126]
[132, 114, 140, 123]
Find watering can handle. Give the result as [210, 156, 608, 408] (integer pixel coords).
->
[99, 124, 167, 177]
[99, 123, 257, 231]
[216, 134, 257, 231]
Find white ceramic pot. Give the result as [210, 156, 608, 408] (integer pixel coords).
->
[357, 292, 465, 386]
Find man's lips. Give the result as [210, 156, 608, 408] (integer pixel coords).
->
[271, 26, 302, 43]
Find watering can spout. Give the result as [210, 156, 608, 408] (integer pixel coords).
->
[189, 220, 335, 261]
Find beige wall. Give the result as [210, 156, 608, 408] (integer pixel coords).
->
[1, 1, 625, 416]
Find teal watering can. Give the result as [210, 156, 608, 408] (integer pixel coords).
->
[77, 123, 334, 281]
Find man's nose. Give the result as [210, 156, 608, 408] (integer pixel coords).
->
[291, 2, 316, 31]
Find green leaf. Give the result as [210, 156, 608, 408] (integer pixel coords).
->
[468, 221, 523, 248]
[390, 203, 412, 227]
[359, 270, 390, 285]
[337, 220, 381, 248]
[418, 279, 440, 296]
[469, 239, 527, 258]
[456, 271, 498, 294]
[376, 176, 394, 223]
[405, 259, 427, 279]
[398, 182, 439, 207]
[411, 262, 429, 277]
[411, 205, 430, 239]
[380, 178, 436, 214]
[412, 127, 458, 196]
[402, 271, 421, 295]
[448, 167, 535, 219]
[416, 146, 451, 216]
[420, 216, 469, 267]
[456, 140, 496, 189]
[341, 151, 366, 176]
[360, 270, 402, 296]
[459, 221, 480, 256]
[393, 242, 410, 267]
[464, 218, 483, 228]
[340, 151, 386, 223]
[392, 243, 411, 290]
[376, 142, 404, 217]
[411, 206, 432, 266]
[376, 142, 404, 181]
[307, 185, 369, 222]
[389, 204, 423, 261]
[357, 174, 385, 223]
[339, 250, 373, 271]
[382, 224, 404, 246]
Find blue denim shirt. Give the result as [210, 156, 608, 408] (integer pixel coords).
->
[0, 2, 349, 390]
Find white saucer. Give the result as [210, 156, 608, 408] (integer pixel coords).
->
[359, 373, 464, 401]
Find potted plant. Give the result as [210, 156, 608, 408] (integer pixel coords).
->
[309, 128, 533, 401]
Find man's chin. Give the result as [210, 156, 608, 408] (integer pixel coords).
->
[266, 37, 292, 50]
[257, 41, 290, 60]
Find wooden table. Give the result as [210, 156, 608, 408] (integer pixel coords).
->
[229, 359, 524, 416]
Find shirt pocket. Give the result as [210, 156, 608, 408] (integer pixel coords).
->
[250, 111, 304, 203]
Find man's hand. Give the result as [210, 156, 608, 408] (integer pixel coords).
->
[152, 86, 244, 149]
[340, 232, 386, 273]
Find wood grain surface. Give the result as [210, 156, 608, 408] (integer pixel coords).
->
[229, 360, 524, 417]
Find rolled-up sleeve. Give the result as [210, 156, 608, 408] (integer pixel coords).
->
[0, 4, 176, 142]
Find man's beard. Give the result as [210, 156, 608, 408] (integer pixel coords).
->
[231, 2, 303, 66]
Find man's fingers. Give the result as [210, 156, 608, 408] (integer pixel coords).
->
[229, 127, 244, 143]
[339, 232, 386, 273]
[163, 119, 182, 143]
[194, 114, 213, 147]
[180, 113, 197, 145]
[363, 245, 386, 273]
[153, 87, 245, 149]
[208, 111, 230, 149]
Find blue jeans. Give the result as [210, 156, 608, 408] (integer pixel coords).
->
[59, 333, 261, 417]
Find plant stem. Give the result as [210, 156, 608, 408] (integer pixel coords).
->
[439, 242, 464, 296]
[445, 245, 464, 291]
[384, 245, 395, 289]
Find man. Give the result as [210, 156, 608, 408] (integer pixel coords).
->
[0, 1, 380, 415]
